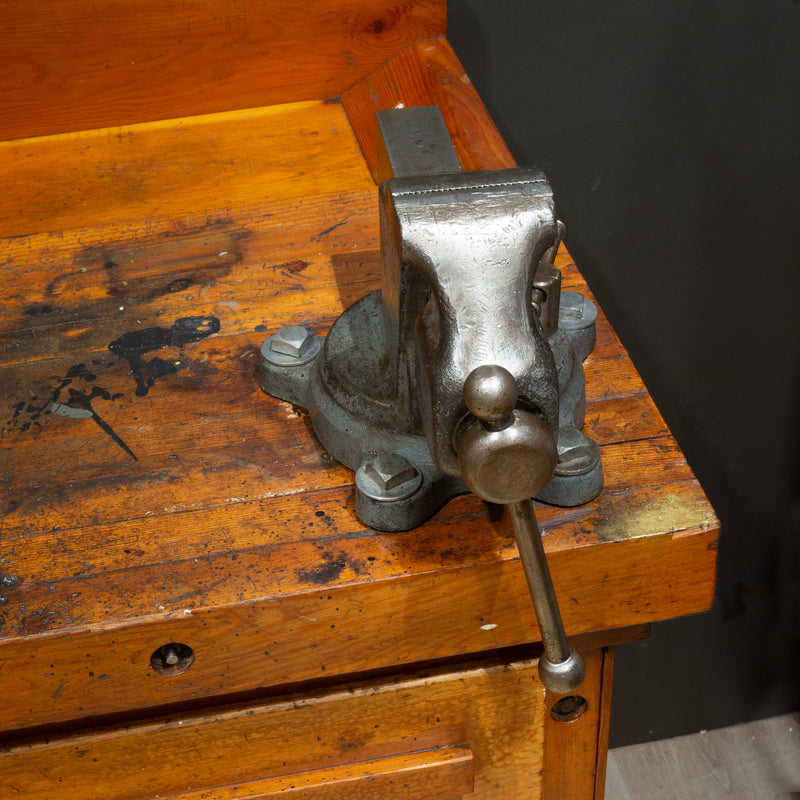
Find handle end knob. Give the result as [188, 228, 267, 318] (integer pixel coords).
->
[538, 648, 586, 694]
[463, 364, 518, 428]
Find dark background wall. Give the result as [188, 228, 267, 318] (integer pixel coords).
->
[448, 0, 800, 746]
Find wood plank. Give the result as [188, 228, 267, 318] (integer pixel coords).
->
[0, 0, 446, 141]
[543, 649, 605, 800]
[0, 348, 657, 459]
[0, 225, 625, 371]
[158, 747, 474, 800]
[342, 39, 515, 178]
[0, 101, 373, 239]
[0, 517, 715, 732]
[594, 648, 615, 800]
[0, 658, 542, 800]
[0, 422, 696, 550]
[0, 206, 380, 368]
[0, 472, 716, 636]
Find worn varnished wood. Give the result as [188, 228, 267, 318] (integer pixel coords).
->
[0, 657, 541, 800]
[0, 52, 718, 744]
[341, 39, 515, 178]
[0, 102, 374, 240]
[0, 20, 717, 799]
[543, 649, 607, 800]
[594, 648, 616, 800]
[0, 0, 445, 141]
[167, 747, 474, 800]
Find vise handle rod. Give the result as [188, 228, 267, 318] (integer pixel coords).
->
[458, 365, 586, 693]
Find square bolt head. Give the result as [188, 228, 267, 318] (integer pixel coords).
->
[270, 325, 314, 358]
[555, 427, 600, 477]
[364, 453, 418, 491]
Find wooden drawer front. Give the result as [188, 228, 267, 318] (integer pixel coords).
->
[1, 658, 545, 800]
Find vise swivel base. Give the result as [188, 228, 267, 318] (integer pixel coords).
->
[260, 106, 602, 693]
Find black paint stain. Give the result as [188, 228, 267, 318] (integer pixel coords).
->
[296, 551, 348, 585]
[23, 302, 68, 317]
[8, 375, 76, 430]
[5, 360, 133, 460]
[66, 363, 97, 382]
[62, 386, 138, 461]
[108, 316, 220, 397]
[311, 218, 348, 242]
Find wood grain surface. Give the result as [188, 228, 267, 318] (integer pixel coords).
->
[543, 648, 610, 800]
[0, 657, 541, 800]
[0, 0, 445, 141]
[342, 39, 515, 178]
[0, 40, 717, 738]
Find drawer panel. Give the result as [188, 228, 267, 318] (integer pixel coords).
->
[147, 747, 473, 800]
[1, 657, 545, 800]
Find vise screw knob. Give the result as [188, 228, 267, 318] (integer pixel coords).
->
[459, 365, 557, 505]
[459, 365, 585, 693]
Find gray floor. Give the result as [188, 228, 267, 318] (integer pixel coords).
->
[606, 713, 800, 799]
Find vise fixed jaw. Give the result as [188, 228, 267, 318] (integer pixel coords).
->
[261, 106, 601, 693]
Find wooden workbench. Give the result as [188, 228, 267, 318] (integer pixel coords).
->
[0, 2, 718, 797]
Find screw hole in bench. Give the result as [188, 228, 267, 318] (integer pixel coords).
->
[150, 642, 195, 675]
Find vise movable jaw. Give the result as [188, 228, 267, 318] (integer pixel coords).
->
[260, 107, 602, 692]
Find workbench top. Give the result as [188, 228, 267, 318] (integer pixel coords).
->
[0, 35, 717, 741]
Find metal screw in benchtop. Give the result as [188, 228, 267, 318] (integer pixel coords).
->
[261, 325, 321, 367]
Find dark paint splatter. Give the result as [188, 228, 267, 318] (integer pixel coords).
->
[296, 553, 348, 585]
[311, 219, 348, 242]
[5, 361, 107, 434]
[5, 358, 135, 463]
[65, 363, 97, 382]
[17, 379, 74, 427]
[23, 303, 67, 317]
[294, 548, 364, 585]
[58, 386, 138, 461]
[108, 315, 220, 396]
[254, 324, 267, 332]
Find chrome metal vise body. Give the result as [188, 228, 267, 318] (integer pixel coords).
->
[260, 107, 602, 692]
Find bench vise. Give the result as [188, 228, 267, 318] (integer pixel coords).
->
[260, 107, 602, 693]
